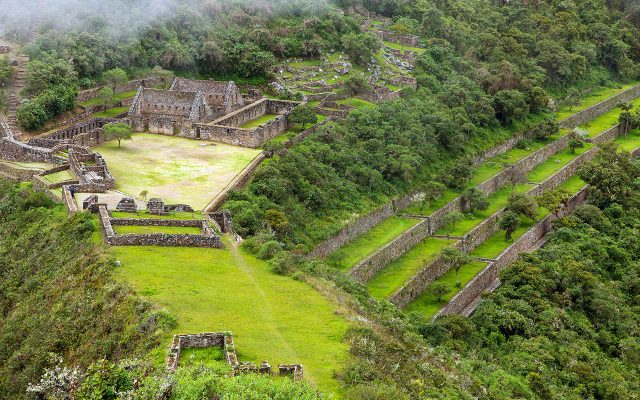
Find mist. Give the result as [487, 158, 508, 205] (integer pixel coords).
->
[0, 0, 332, 42]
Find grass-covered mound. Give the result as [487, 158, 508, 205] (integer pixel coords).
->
[0, 181, 171, 398]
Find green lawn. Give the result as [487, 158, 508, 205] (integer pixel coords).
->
[470, 210, 548, 260]
[337, 98, 374, 109]
[0, 161, 53, 171]
[614, 127, 640, 152]
[328, 216, 420, 270]
[79, 90, 138, 107]
[578, 95, 640, 137]
[177, 347, 230, 373]
[112, 241, 349, 394]
[42, 169, 75, 184]
[110, 211, 205, 220]
[94, 107, 129, 118]
[555, 82, 639, 121]
[404, 261, 488, 318]
[403, 189, 460, 216]
[556, 175, 586, 193]
[367, 237, 456, 299]
[383, 41, 426, 54]
[95, 133, 262, 209]
[526, 144, 592, 184]
[435, 184, 533, 237]
[113, 225, 202, 235]
[240, 114, 278, 129]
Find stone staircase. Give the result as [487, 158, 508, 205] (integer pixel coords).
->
[6, 0, 48, 140]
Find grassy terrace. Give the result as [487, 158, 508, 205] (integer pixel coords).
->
[434, 183, 533, 237]
[240, 114, 278, 129]
[177, 347, 230, 372]
[579, 96, 640, 137]
[383, 41, 426, 54]
[110, 210, 205, 220]
[95, 107, 129, 118]
[113, 225, 202, 235]
[79, 90, 138, 107]
[367, 237, 455, 300]
[266, 114, 327, 146]
[42, 169, 74, 184]
[403, 137, 555, 216]
[527, 143, 593, 183]
[614, 127, 640, 151]
[404, 261, 488, 318]
[329, 216, 420, 270]
[555, 81, 639, 121]
[96, 133, 261, 209]
[112, 240, 349, 394]
[0, 160, 53, 171]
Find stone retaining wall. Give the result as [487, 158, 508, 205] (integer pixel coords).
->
[0, 162, 44, 180]
[558, 84, 640, 128]
[388, 240, 466, 307]
[76, 76, 164, 103]
[590, 124, 620, 144]
[436, 187, 589, 317]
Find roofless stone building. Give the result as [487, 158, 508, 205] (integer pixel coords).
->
[128, 77, 299, 148]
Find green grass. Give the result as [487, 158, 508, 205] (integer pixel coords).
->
[403, 189, 460, 216]
[328, 216, 420, 270]
[434, 184, 533, 237]
[555, 82, 639, 121]
[240, 114, 278, 129]
[113, 225, 202, 235]
[266, 114, 327, 146]
[79, 90, 138, 107]
[110, 210, 205, 220]
[95, 133, 261, 209]
[557, 175, 587, 193]
[112, 241, 349, 394]
[42, 169, 74, 184]
[526, 144, 592, 183]
[337, 98, 374, 109]
[367, 237, 456, 300]
[177, 347, 231, 372]
[614, 128, 640, 152]
[383, 41, 426, 54]
[404, 262, 488, 318]
[470, 210, 549, 260]
[578, 95, 640, 137]
[94, 107, 129, 118]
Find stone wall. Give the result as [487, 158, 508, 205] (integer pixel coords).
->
[99, 205, 222, 248]
[29, 117, 117, 147]
[558, 84, 640, 128]
[590, 124, 620, 144]
[0, 161, 45, 181]
[436, 187, 589, 317]
[388, 241, 466, 307]
[308, 202, 396, 258]
[0, 137, 55, 163]
[110, 218, 205, 229]
[204, 152, 266, 212]
[76, 76, 164, 103]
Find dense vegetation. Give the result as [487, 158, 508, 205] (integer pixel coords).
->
[0, 182, 171, 398]
[226, 0, 640, 251]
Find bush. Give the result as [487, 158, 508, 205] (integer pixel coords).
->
[257, 240, 284, 260]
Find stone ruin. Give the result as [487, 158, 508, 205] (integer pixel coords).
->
[82, 195, 98, 212]
[165, 332, 304, 382]
[210, 210, 233, 233]
[147, 198, 167, 215]
[0, 46, 10, 54]
[116, 197, 138, 213]
[129, 77, 245, 138]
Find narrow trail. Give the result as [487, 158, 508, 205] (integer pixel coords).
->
[225, 237, 310, 379]
[5, 0, 48, 140]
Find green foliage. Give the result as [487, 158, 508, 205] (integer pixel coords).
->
[101, 67, 127, 91]
[341, 32, 382, 66]
[98, 86, 114, 107]
[0, 182, 167, 398]
[288, 104, 318, 130]
[442, 211, 464, 235]
[461, 187, 489, 214]
[440, 247, 473, 287]
[536, 187, 573, 216]
[0, 55, 11, 88]
[498, 210, 520, 240]
[426, 281, 450, 302]
[16, 100, 48, 130]
[505, 192, 538, 220]
[103, 122, 133, 148]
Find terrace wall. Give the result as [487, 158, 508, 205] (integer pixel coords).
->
[558, 84, 640, 128]
[436, 187, 589, 317]
[76, 76, 164, 103]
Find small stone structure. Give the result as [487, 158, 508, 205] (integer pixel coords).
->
[165, 332, 303, 382]
[82, 195, 98, 211]
[98, 205, 222, 248]
[147, 198, 167, 215]
[0, 46, 10, 54]
[68, 147, 115, 190]
[115, 197, 138, 212]
[210, 210, 233, 233]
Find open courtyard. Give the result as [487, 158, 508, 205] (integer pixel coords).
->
[95, 133, 261, 209]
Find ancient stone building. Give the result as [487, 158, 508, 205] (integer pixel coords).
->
[128, 78, 245, 137]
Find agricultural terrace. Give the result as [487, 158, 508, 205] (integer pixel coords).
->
[111, 239, 349, 394]
[555, 81, 640, 121]
[96, 133, 261, 209]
